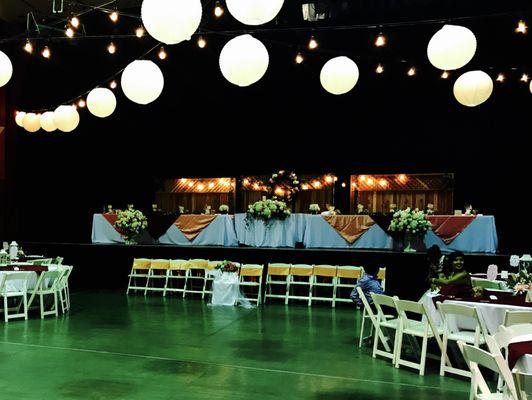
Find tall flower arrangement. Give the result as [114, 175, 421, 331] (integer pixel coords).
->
[388, 207, 432, 235]
[246, 199, 291, 223]
[114, 207, 148, 243]
[267, 170, 300, 202]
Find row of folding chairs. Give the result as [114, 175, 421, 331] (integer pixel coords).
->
[0, 263, 73, 322]
[126, 259, 264, 304]
[265, 264, 386, 307]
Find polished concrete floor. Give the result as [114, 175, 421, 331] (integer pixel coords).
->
[0, 291, 469, 399]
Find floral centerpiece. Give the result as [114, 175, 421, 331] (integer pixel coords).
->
[267, 170, 300, 202]
[219, 204, 229, 214]
[508, 269, 532, 295]
[388, 208, 432, 252]
[215, 260, 239, 273]
[246, 199, 291, 224]
[114, 207, 148, 244]
[309, 204, 320, 215]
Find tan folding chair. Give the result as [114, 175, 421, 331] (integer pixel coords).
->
[287, 264, 313, 306]
[145, 259, 170, 295]
[377, 267, 386, 291]
[265, 263, 290, 303]
[335, 266, 363, 304]
[239, 264, 264, 305]
[165, 259, 188, 295]
[126, 258, 151, 295]
[183, 259, 209, 298]
[310, 265, 336, 307]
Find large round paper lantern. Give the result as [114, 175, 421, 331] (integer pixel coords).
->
[529, 80, 532, 94]
[121, 60, 164, 104]
[320, 56, 359, 95]
[40, 111, 57, 132]
[453, 70, 493, 107]
[87, 88, 116, 118]
[15, 111, 26, 127]
[141, 0, 202, 45]
[427, 25, 477, 70]
[226, 0, 284, 25]
[22, 113, 41, 132]
[219, 34, 269, 87]
[0, 50, 13, 87]
[54, 105, 80, 132]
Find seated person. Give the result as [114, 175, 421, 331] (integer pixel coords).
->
[427, 244, 445, 281]
[350, 263, 384, 309]
[431, 251, 472, 296]
[320, 203, 336, 216]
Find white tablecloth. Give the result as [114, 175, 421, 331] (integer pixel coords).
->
[516, 354, 532, 374]
[0, 271, 38, 292]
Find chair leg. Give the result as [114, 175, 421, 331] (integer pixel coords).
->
[308, 278, 313, 307]
[440, 334, 448, 376]
[359, 308, 367, 348]
[40, 293, 44, 319]
[23, 293, 28, 320]
[372, 323, 381, 358]
[394, 330, 404, 368]
[419, 335, 428, 376]
[54, 292, 58, 317]
[4, 296, 8, 323]
[284, 278, 290, 305]
[183, 273, 188, 298]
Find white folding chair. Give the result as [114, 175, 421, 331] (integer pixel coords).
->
[505, 311, 532, 327]
[310, 265, 336, 307]
[371, 293, 400, 363]
[458, 340, 519, 400]
[513, 367, 532, 400]
[204, 260, 223, 298]
[56, 265, 73, 313]
[145, 259, 170, 295]
[394, 298, 444, 376]
[239, 264, 264, 305]
[437, 302, 489, 378]
[183, 259, 208, 298]
[356, 286, 391, 351]
[265, 263, 290, 303]
[287, 264, 313, 306]
[0, 272, 31, 322]
[165, 259, 188, 295]
[126, 258, 151, 295]
[28, 270, 61, 319]
[334, 266, 363, 304]
[471, 277, 507, 291]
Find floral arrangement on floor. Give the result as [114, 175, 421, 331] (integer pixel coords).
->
[508, 269, 532, 295]
[114, 207, 148, 243]
[388, 207, 432, 235]
[472, 286, 485, 299]
[309, 204, 320, 215]
[215, 260, 239, 273]
[267, 170, 300, 202]
[246, 199, 291, 223]
[219, 204, 229, 214]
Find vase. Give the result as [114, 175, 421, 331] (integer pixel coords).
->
[403, 233, 426, 253]
[124, 238, 136, 245]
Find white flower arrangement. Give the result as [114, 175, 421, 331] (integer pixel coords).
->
[309, 204, 320, 214]
[219, 204, 229, 214]
[247, 199, 291, 223]
[114, 208, 148, 241]
[388, 207, 432, 236]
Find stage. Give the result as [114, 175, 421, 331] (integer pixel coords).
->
[22, 242, 509, 301]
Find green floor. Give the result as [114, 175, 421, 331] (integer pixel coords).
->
[0, 291, 469, 399]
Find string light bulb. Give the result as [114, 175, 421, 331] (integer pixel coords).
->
[66, 27, 74, 38]
[375, 33, 386, 47]
[42, 46, 51, 59]
[77, 99, 86, 108]
[70, 16, 80, 29]
[376, 64, 384, 74]
[158, 47, 167, 60]
[214, 1, 224, 18]
[407, 67, 416, 76]
[295, 52, 304, 64]
[308, 35, 318, 50]
[441, 71, 449, 79]
[107, 42, 116, 54]
[109, 11, 119, 23]
[135, 26, 145, 38]
[23, 40, 33, 54]
[496, 73, 505, 83]
[520, 73, 529, 83]
[109, 80, 118, 89]
[515, 20, 528, 34]
[197, 36, 207, 48]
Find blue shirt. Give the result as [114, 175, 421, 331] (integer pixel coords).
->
[350, 274, 384, 307]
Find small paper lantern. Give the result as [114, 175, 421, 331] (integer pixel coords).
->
[40, 111, 57, 132]
[121, 60, 164, 104]
[219, 34, 269, 87]
[320, 56, 360, 95]
[0, 50, 13, 87]
[226, 0, 284, 25]
[453, 70, 493, 107]
[141, 0, 202, 45]
[15, 111, 26, 127]
[427, 25, 477, 70]
[54, 105, 80, 132]
[22, 113, 41, 132]
[87, 88, 116, 118]
[529, 80, 532, 94]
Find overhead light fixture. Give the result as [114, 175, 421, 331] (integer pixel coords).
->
[109, 80, 118, 89]
[197, 36, 207, 48]
[496, 73, 505, 83]
[214, 1, 224, 18]
[295, 52, 304, 64]
[515, 20, 528, 34]
[109, 11, 119, 23]
[520, 73, 529, 83]
[42, 46, 51, 59]
[107, 42, 116, 54]
[375, 64, 384, 74]
[70, 16, 80, 29]
[66, 27, 74, 38]
[441, 71, 449, 79]
[24, 40, 33, 54]
[158, 47, 167, 60]
[135, 26, 145, 38]
[77, 99, 86, 108]
[407, 67, 416, 76]
[308, 35, 318, 50]
[375, 33, 386, 47]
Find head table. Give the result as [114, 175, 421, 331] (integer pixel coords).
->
[91, 213, 498, 253]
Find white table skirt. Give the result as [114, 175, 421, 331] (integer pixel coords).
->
[0, 271, 38, 292]
[516, 354, 532, 374]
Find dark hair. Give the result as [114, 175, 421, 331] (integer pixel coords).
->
[364, 263, 380, 277]
[427, 245, 442, 264]
[447, 251, 465, 267]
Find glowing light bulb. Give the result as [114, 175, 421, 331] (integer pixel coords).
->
[243, 179, 250, 186]
[407, 67, 416, 76]
[135, 26, 145, 38]
[398, 174, 407, 183]
[375, 33, 386, 47]
[71, 16, 80, 28]
[520, 73, 529, 83]
[366, 177, 374, 186]
[516, 20, 528, 34]
[109, 11, 119, 23]
[312, 180, 321, 188]
[109, 80, 118, 89]
[66, 27, 74, 38]
[42, 46, 51, 59]
[253, 183, 260, 190]
[24, 40, 33, 54]
[441, 71, 449, 79]
[197, 36, 206, 48]
[180, 178, 188, 183]
[214, 1, 224, 17]
[308, 35, 318, 50]
[188, 181, 194, 188]
[78, 99, 86, 108]
[496, 73, 505, 83]
[158, 47, 167, 60]
[295, 52, 304, 64]
[208, 182, 215, 189]
[376, 64, 384, 74]
[325, 176, 333, 183]
[107, 42, 116, 54]
[341, 182, 346, 188]
[379, 179, 388, 188]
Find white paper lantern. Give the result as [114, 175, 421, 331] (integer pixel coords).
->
[22, 113, 41, 132]
[121, 60, 164, 104]
[0, 50, 13, 87]
[54, 105, 80, 132]
[219, 34, 269, 87]
[427, 25, 477, 70]
[141, 0, 202, 45]
[529, 80, 532, 94]
[226, 0, 284, 25]
[320, 56, 360, 95]
[87, 88, 117, 118]
[40, 111, 57, 132]
[15, 111, 26, 127]
[453, 70, 493, 107]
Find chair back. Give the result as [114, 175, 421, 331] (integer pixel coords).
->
[169, 259, 188, 270]
[437, 301, 488, 339]
[150, 259, 170, 270]
[513, 369, 532, 400]
[240, 264, 263, 277]
[371, 293, 398, 322]
[132, 258, 151, 269]
[290, 264, 313, 276]
[189, 259, 209, 269]
[395, 299, 435, 332]
[505, 323, 532, 338]
[505, 311, 532, 327]
[31, 258, 53, 266]
[377, 268, 386, 280]
[0, 272, 31, 294]
[313, 265, 337, 277]
[471, 277, 505, 290]
[37, 270, 61, 290]
[268, 263, 290, 276]
[336, 266, 362, 279]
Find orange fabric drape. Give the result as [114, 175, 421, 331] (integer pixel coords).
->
[426, 215, 476, 244]
[323, 215, 375, 244]
[174, 215, 217, 241]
